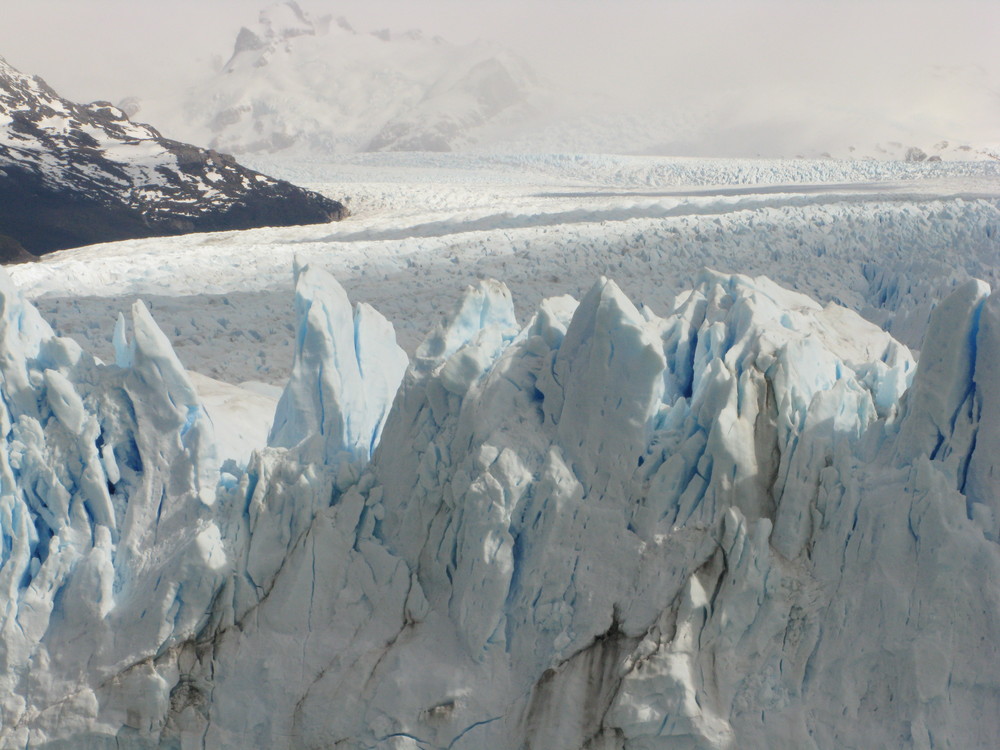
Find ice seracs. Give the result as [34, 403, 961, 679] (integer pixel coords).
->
[0, 269, 227, 747]
[268, 263, 408, 473]
[967, 291, 1000, 538]
[0, 265, 997, 748]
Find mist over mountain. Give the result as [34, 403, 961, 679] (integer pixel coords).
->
[125, 1, 546, 155]
[140, 2, 1000, 160]
[4, 1, 995, 161]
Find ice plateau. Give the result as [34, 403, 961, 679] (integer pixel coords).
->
[0, 262, 997, 749]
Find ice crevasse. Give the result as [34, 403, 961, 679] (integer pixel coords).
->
[0, 263, 997, 749]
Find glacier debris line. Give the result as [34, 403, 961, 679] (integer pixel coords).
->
[0, 264, 997, 748]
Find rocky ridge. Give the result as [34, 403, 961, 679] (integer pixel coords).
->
[0, 54, 345, 257]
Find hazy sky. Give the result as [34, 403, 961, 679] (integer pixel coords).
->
[2, 1, 996, 98]
[1, 1, 997, 154]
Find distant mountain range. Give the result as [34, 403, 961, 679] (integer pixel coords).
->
[0, 54, 345, 258]
[125, 1, 546, 156]
[121, 1, 998, 162]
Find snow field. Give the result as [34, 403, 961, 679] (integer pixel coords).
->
[12, 155, 998, 386]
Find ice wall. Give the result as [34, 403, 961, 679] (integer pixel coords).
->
[0, 266, 998, 750]
[0, 271, 226, 748]
[196, 270, 997, 749]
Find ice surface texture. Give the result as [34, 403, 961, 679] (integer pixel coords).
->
[0, 269, 225, 746]
[0, 265, 998, 749]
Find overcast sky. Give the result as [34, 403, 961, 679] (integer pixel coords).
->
[1, 1, 997, 154]
[2, 1, 996, 98]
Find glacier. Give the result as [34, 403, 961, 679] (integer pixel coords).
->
[0, 262, 997, 748]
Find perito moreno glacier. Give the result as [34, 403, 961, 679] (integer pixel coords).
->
[0, 261, 997, 749]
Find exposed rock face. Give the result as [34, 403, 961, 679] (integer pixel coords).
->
[0, 233, 35, 264]
[0, 55, 346, 257]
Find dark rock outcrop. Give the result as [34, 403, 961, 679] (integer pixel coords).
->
[0, 55, 346, 258]
[0, 233, 36, 264]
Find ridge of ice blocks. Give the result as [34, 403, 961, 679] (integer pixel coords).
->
[1, 266, 999, 750]
[0, 269, 225, 745]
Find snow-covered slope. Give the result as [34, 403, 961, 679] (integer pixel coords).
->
[0, 54, 345, 255]
[131, 1, 544, 156]
[0, 253, 997, 747]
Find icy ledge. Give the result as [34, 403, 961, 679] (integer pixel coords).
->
[0, 265, 998, 749]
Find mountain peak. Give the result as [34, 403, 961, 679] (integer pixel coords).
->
[259, 0, 314, 39]
[166, 6, 545, 156]
[0, 55, 346, 256]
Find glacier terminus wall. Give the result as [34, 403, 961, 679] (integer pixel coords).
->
[0, 264, 997, 749]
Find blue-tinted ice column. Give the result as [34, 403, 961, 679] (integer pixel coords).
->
[268, 265, 408, 478]
[892, 279, 1000, 538]
[964, 290, 1000, 537]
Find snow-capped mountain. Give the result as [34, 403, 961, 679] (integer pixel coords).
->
[0, 253, 997, 747]
[114, 0, 1000, 163]
[128, 1, 545, 156]
[0, 54, 345, 256]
